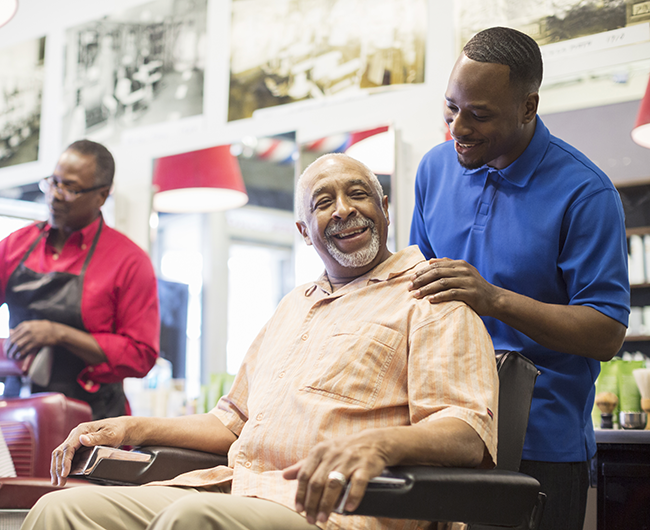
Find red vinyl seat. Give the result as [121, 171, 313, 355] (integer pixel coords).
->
[0, 393, 92, 478]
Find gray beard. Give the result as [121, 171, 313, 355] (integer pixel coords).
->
[324, 216, 380, 269]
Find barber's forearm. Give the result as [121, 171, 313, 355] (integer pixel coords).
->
[490, 288, 626, 361]
[121, 413, 237, 455]
[370, 417, 486, 469]
[52, 322, 108, 365]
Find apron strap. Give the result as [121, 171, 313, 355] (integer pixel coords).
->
[80, 215, 104, 276]
[17, 222, 48, 267]
[18, 217, 104, 276]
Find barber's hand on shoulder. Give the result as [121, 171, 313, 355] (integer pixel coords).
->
[282, 431, 389, 525]
[409, 258, 502, 316]
[6, 320, 59, 360]
[51, 417, 130, 486]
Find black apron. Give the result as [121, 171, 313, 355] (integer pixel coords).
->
[4, 217, 126, 420]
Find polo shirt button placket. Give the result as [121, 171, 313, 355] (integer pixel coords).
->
[474, 171, 499, 229]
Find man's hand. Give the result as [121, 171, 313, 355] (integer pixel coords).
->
[6, 320, 59, 359]
[282, 432, 389, 525]
[408, 258, 502, 316]
[51, 417, 129, 486]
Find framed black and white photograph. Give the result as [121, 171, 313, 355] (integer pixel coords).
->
[455, 0, 650, 49]
[0, 36, 46, 169]
[61, 0, 207, 149]
[228, 0, 427, 121]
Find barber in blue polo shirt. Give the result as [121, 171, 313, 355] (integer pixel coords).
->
[409, 27, 629, 530]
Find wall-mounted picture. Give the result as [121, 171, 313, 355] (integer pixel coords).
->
[61, 0, 207, 149]
[455, 0, 650, 49]
[0, 36, 46, 169]
[228, 0, 427, 121]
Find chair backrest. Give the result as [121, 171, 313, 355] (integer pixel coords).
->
[494, 351, 539, 472]
[0, 393, 92, 477]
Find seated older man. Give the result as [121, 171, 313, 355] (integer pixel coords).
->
[22, 154, 498, 530]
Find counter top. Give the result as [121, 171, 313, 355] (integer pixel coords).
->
[595, 429, 650, 444]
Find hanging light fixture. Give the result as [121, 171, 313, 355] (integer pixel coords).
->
[152, 144, 248, 213]
[0, 0, 18, 28]
[631, 75, 650, 149]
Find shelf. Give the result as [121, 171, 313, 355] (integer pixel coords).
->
[626, 226, 650, 237]
[631, 283, 650, 289]
[623, 335, 650, 342]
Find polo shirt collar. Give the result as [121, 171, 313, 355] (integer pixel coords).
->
[305, 246, 425, 296]
[44, 214, 103, 249]
[462, 116, 550, 188]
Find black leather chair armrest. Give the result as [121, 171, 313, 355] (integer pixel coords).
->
[73, 446, 228, 486]
[348, 466, 542, 528]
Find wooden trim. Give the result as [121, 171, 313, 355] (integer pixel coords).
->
[626, 227, 650, 237]
[623, 335, 650, 342]
[615, 179, 650, 189]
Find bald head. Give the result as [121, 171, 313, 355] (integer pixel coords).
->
[295, 153, 384, 223]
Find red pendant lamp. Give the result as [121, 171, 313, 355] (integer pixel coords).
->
[152, 145, 248, 213]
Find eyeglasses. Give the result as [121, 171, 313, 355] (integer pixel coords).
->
[39, 176, 108, 202]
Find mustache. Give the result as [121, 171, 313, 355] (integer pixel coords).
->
[324, 216, 374, 237]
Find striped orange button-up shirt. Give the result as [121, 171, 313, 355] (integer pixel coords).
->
[162, 246, 498, 530]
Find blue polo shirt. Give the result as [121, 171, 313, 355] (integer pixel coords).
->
[410, 116, 630, 462]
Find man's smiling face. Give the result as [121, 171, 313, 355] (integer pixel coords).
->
[296, 155, 391, 282]
[444, 54, 534, 171]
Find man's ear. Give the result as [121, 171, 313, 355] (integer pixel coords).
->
[296, 221, 312, 246]
[382, 196, 390, 226]
[96, 187, 110, 209]
[522, 92, 539, 124]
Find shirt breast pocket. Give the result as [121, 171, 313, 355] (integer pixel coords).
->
[300, 321, 403, 409]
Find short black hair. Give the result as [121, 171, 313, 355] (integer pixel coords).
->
[66, 139, 115, 187]
[463, 27, 543, 96]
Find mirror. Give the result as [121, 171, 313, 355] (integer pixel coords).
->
[149, 133, 297, 411]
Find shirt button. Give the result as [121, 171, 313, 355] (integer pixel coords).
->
[85, 381, 94, 390]
[256, 413, 263, 421]
[52, 254, 59, 260]
[278, 371, 285, 378]
[244, 461, 252, 468]
[88, 367, 94, 372]
[301, 334, 308, 341]
[81, 244, 87, 250]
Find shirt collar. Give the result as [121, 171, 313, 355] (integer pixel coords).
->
[461, 116, 550, 188]
[304, 246, 425, 297]
[44, 214, 103, 249]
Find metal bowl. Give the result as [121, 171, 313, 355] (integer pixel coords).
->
[619, 411, 648, 429]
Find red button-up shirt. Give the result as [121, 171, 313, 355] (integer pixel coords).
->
[0, 216, 159, 391]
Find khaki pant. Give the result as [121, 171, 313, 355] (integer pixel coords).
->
[21, 485, 320, 530]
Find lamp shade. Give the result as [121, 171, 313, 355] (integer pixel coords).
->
[152, 145, 248, 213]
[632, 76, 650, 149]
[0, 0, 18, 28]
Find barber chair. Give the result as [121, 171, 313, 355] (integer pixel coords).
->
[0, 338, 94, 529]
[345, 350, 545, 530]
[68, 351, 545, 529]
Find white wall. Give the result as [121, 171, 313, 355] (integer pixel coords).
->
[2, 0, 648, 249]
[2, 0, 648, 380]
[0, 0, 457, 252]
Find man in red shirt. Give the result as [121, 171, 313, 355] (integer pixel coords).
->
[0, 139, 159, 419]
